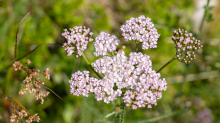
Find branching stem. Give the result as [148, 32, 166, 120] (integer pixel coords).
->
[81, 52, 103, 79]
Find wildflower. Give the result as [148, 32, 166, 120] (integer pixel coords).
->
[13, 61, 22, 71]
[8, 99, 40, 123]
[27, 59, 31, 65]
[194, 108, 213, 123]
[19, 89, 26, 95]
[10, 113, 16, 123]
[13, 59, 50, 104]
[93, 32, 120, 56]
[25, 113, 40, 123]
[62, 26, 94, 57]
[120, 15, 160, 49]
[42, 68, 50, 80]
[172, 29, 203, 64]
[70, 51, 167, 109]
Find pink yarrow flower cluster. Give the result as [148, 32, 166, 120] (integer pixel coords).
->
[62, 26, 93, 57]
[69, 51, 167, 109]
[194, 108, 213, 123]
[66, 15, 168, 109]
[93, 32, 120, 56]
[120, 15, 160, 49]
[172, 29, 203, 64]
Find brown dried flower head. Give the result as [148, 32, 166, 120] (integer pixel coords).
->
[13, 61, 23, 71]
[8, 98, 40, 123]
[13, 59, 50, 104]
[27, 59, 31, 65]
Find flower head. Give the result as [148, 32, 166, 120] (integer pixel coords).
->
[120, 15, 160, 49]
[62, 26, 93, 57]
[93, 32, 120, 56]
[172, 29, 203, 64]
[13, 59, 50, 104]
[194, 108, 213, 123]
[8, 99, 40, 123]
[70, 51, 167, 109]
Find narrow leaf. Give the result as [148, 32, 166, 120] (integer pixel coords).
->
[14, 12, 30, 60]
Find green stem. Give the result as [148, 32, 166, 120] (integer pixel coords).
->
[135, 42, 142, 52]
[81, 52, 103, 79]
[199, 0, 210, 34]
[104, 111, 116, 119]
[119, 97, 125, 123]
[81, 52, 90, 64]
[156, 56, 176, 73]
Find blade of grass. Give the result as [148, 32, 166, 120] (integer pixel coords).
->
[14, 12, 30, 60]
[93, 111, 116, 123]
[5, 43, 61, 70]
[10, 97, 30, 116]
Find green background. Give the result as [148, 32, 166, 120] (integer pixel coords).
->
[0, 0, 220, 122]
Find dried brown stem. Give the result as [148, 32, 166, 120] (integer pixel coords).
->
[44, 86, 63, 100]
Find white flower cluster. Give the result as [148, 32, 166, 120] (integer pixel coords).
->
[120, 15, 160, 49]
[69, 51, 167, 109]
[66, 15, 168, 109]
[62, 26, 93, 57]
[93, 32, 120, 56]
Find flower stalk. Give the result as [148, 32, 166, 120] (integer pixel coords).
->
[157, 56, 176, 73]
[119, 97, 125, 123]
[81, 52, 103, 79]
[135, 42, 142, 52]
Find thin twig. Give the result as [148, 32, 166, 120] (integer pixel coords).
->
[44, 86, 63, 100]
[14, 12, 30, 60]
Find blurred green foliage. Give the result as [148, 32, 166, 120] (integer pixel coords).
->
[0, 0, 220, 122]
